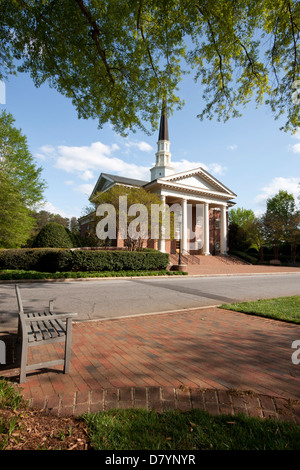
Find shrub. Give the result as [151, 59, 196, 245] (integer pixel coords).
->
[32, 223, 73, 248]
[0, 248, 169, 272]
[230, 250, 258, 264]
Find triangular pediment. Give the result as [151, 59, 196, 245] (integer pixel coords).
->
[172, 174, 216, 192]
[90, 174, 114, 199]
[90, 173, 149, 200]
[158, 167, 236, 198]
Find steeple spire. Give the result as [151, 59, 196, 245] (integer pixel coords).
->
[150, 99, 174, 181]
[158, 98, 169, 141]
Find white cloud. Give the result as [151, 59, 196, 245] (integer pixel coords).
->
[75, 183, 95, 196]
[36, 141, 227, 193]
[226, 144, 238, 151]
[125, 140, 153, 152]
[208, 163, 227, 175]
[36, 141, 150, 182]
[290, 128, 300, 154]
[255, 177, 300, 206]
[80, 170, 94, 181]
[36, 201, 70, 218]
[36, 145, 56, 160]
[172, 159, 227, 176]
[291, 142, 300, 154]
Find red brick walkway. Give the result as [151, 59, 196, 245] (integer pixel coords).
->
[2, 306, 300, 423]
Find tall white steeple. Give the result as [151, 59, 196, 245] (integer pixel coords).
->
[150, 99, 175, 181]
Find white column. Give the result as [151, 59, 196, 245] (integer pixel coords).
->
[181, 198, 188, 253]
[158, 195, 166, 252]
[220, 205, 227, 255]
[203, 202, 210, 255]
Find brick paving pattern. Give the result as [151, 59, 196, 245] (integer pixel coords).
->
[1, 306, 300, 424]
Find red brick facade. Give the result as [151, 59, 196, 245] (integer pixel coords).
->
[79, 207, 225, 255]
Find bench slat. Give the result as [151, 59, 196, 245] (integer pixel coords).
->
[26, 313, 42, 342]
[38, 312, 60, 340]
[35, 312, 51, 340]
[25, 312, 67, 342]
[51, 318, 66, 336]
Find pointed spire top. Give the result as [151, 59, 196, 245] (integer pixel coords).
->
[158, 98, 169, 141]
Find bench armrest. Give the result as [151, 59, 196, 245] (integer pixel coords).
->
[24, 312, 77, 322]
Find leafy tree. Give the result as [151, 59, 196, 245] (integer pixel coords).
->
[31, 210, 69, 232]
[0, 110, 46, 248]
[228, 222, 250, 252]
[229, 207, 256, 250]
[228, 208, 267, 260]
[92, 185, 173, 250]
[69, 216, 80, 234]
[263, 190, 300, 260]
[32, 222, 73, 248]
[0, 0, 299, 134]
[228, 208, 256, 228]
[245, 217, 266, 262]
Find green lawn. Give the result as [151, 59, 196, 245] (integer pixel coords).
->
[220, 296, 300, 324]
[82, 408, 300, 450]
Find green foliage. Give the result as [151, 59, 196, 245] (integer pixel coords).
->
[0, 269, 186, 280]
[83, 408, 300, 450]
[220, 296, 300, 324]
[0, 1, 299, 134]
[0, 379, 24, 410]
[229, 193, 300, 263]
[228, 208, 256, 227]
[0, 248, 169, 273]
[262, 190, 300, 259]
[31, 210, 70, 231]
[229, 250, 259, 265]
[0, 110, 46, 248]
[92, 185, 174, 250]
[228, 223, 251, 252]
[32, 222, 73, 248]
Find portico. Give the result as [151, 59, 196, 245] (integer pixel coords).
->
[145, 168, 235, 256]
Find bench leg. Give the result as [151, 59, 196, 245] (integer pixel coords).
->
[20, 340, 28, 384]
[64, 318, 73, 374]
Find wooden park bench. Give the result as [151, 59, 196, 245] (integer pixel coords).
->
[15, 284, 77, 383]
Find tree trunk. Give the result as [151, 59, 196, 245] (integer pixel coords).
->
[259, 246, 264, 262]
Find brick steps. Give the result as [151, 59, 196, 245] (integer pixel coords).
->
[24, 386, 300, 424]
[169, 254, 248, 266]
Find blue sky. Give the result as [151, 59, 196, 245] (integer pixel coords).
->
[1, 68, 299, 220]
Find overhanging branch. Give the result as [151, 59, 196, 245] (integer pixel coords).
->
[75, 0, 115, 85]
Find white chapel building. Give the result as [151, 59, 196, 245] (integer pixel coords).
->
[79, 103, 237, 256]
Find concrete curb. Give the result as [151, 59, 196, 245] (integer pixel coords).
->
[0, 270, 299, 284]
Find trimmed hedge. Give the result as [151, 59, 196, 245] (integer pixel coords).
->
[32, 223, 73, 248]
[0, 248, 169, 273]
[0, 269, 187, 280]
[229, 250, 258, 264]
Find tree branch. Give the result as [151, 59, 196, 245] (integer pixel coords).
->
[74, 0, 115, 86]
[287, 0, 299, 82]
[195, 4, 227, 93]
[135, 0, 160, 84]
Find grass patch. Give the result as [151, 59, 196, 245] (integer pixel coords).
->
[0, 379, 26, 450]
[83, 408, 300, 450]
[0, 378, 24, 410]
[220, 296, 300, 324]
[0, 269, 188, 281]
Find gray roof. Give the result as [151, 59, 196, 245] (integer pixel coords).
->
[101, 173, 149, 187]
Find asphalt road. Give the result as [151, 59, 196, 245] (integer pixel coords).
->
[1, 273, 300, 331]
